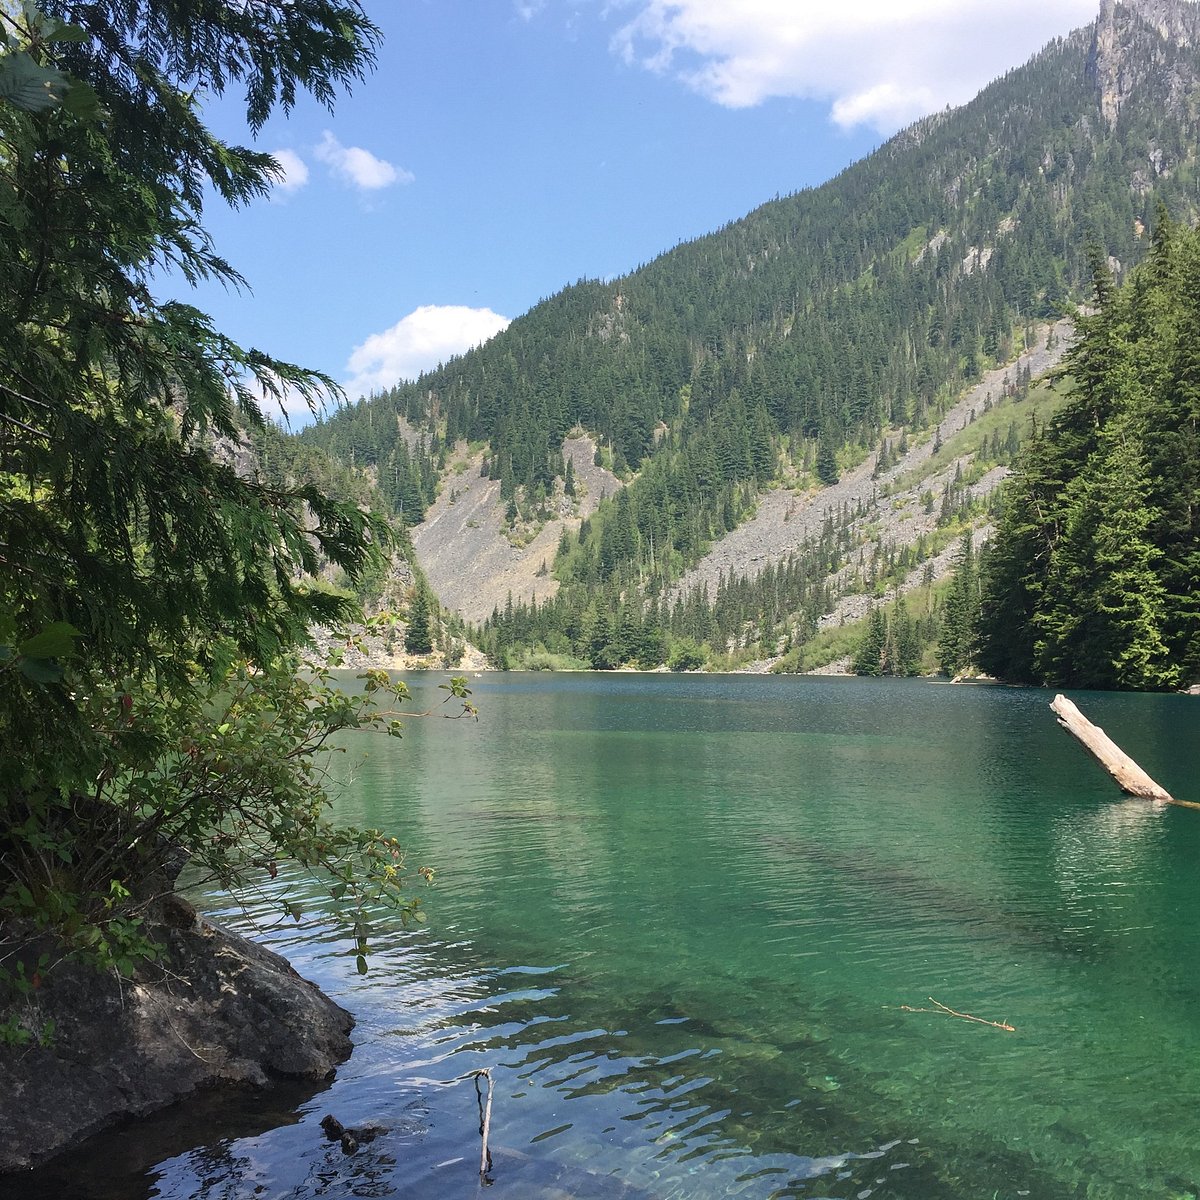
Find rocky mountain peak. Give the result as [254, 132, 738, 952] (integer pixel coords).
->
[1090, 0, 1200, 125]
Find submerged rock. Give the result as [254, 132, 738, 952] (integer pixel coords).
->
[320, 1113, 389, 1155]
[0, 903, 353, 1174]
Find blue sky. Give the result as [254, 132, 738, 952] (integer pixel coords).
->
[187, 0, 1100, 421]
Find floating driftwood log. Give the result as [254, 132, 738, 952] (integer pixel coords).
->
[1050, 694, 1199, 810]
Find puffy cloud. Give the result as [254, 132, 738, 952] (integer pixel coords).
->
[268, 148, 310, 194]
[314, 131, 413, 190]
[343, 305, 512, 398]
[612, 0, 1099, 132]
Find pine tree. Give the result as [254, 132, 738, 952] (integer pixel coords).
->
[888, 594, 922, 676]
[853, 607, 888, 676]
[816, 432, 840, 486]
[938, 533, 979, 676]
[406, 587, 435, 655]
[1034, 426, 1176, 689]
[977, 216, 1200, 690]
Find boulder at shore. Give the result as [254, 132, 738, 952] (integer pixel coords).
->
[0, 896, 353, 1175]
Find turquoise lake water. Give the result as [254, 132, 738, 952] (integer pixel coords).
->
[16, 674, 1200, 1199]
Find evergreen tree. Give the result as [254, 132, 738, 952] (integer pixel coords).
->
[886, 594, 922, 677]
[977, 215, 1200, 690]
[0, 0, 463, 975]
[939, 533, 979, 675]
[853, 607, 888, 676]
[405, 587, 435, 655]
[816, 432, 840, 486]
[1034, 425, 1176, 689]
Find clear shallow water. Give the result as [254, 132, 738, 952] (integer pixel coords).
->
[16, 675, 1200, 1200]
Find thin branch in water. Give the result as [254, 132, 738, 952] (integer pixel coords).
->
[474, 1067, 495, 1185]
[895, 997, 1015, 1032]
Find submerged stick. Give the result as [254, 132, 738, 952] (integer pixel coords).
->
[473, 1068, 494, 1185]
[899, 997, 1015, 1032]
[1049, 694, 1191, 806]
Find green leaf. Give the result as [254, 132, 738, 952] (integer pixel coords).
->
[18, 658, 64, 684]
[60, 77, 101, 119]
[18, 622, 81, 659]
[0, 51, 68, 112]
[47, 22, 89, 45]
[355, 954, 368, 975]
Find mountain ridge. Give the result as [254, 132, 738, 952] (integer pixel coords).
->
[294, 0, 1200, 668]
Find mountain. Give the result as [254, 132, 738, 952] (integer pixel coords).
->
[297, 0, 1200, 669]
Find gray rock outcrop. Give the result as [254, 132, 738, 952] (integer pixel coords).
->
[0, 900, 353, 1174]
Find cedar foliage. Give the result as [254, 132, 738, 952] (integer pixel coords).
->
[1, 0, 386, 768]
[977, 209, 1200, 690]
[0, 2, 463, 1008]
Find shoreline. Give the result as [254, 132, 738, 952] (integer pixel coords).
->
[0, 899, 353, 1176]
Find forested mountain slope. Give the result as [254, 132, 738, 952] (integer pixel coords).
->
[298, 0, 1200, 665]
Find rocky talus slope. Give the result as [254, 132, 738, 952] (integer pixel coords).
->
[668, 321, 1072, 608]
[413, 435, 621, 624]
[408, 324, 1070, 665]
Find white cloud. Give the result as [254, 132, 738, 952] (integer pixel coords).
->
[314, 130, 413, 191]
[268, 148, 309, 194]
[343, 305, 512, 398]
[613, 1, 1100, 132]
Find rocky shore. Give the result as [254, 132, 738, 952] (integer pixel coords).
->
[0, 896, 353, 1175]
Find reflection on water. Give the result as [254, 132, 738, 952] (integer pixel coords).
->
[12, 675, 1200, 1200]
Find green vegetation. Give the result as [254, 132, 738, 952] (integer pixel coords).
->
[890, 373, 1066, 494]
[404, 585, 436, 655]
[938, 535, 982, 677]
[772, 623, 864, 675]
[769, 570, 954, 677]
[0, 0, 466, 1013]
[977, 211, 1200, 690]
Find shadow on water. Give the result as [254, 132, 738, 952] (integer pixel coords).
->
[752, 830, 1119, 965]
[7, 1079, 326, 1200]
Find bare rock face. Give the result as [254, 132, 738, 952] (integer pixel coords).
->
[0, 905, 353, 1174]
[1090, 0, 1200, 127]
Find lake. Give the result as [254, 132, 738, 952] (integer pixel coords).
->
[17, 674, 1200, 1199]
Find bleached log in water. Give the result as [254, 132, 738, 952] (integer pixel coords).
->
[1050, 694, 1182, 805]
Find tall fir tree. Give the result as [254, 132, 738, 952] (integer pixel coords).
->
[406, 587, 435, 656]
